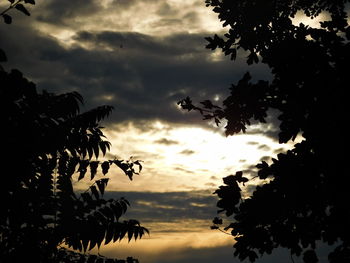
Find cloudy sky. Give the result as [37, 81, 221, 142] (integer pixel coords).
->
[0, 0, 307, 262]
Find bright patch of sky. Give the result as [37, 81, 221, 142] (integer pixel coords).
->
[29, 0, 224, 47]
[74, 121, 292, 193]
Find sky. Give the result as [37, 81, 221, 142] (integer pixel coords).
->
[0, 0, 313, 262]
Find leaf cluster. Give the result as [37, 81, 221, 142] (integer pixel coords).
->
[0, 69, 148, 263]
[181, 0, 350, 262]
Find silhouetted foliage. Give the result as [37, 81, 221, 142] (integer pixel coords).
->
[1, 0, 34, 24]
[0, 68, 148, 263]
[0, 3, 148, 260]
[179, 0, 349, 262]
[1, 2, 148, 262]
[1, 0, 35, 69]
[0, 70, 148, 262]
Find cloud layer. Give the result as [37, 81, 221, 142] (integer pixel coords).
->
[0, 0, 271, 128]
[0, 1, 296, 262]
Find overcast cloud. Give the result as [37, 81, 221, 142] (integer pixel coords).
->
[0, 1, 288, 262]
[0, 0, 272, 128]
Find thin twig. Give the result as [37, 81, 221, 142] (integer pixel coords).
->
[218, 228, 232, 236]
[0, 0, 23, 16]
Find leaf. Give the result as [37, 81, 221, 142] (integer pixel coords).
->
[78, 160, 89, 180]
[213, 217, 223, 225]
[82, 239, 89, 252]
[104, 223, 114, 245]
[200, 100, 215, 109]
[110, 202, 123, 219]
[96, 179, 108, 195]
[0, 49, 7, 62]
[2, 14, 12, 24]
[223, 175, 239, 188]
[230, 48, 237, 60]
[118, 224, 128, 241]
[120, 197, 130, 209]
[67, 156, 79, 176]
[134, 160, 142, 173]
[112, 223, 121, 242]
[119, 200, 128, 214]
[205, 36, 217, 50]
[15, 4, 30, 16]
[101, 161, 110, 175]
[90, 185, 99, 199]
[87, 144, 93, 159]
[24, 0, 35, 4]
[90, 161, 99, 180]
[92, 142, 99, 159]
[99, 141, 109, 156]
[128, 228, 134, 242]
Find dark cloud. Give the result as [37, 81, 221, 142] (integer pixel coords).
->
[0, 30, 225, 125]
[74, 30, 210, 59]
[205, 182, 217, 188]
[174, 167, 194, 174]
[258, 144, 271, 151]
[179, 149, 195, 155]
[110, 0, 161, 9]
[247, 141, 259, 145]
[182, 11, 199, 24]
[104, 190, 218, 223]
[156, 2, 178, 16]
[260, 156, 271, 162]
[152, 245, 236, 263]
[103, 238, 332, 263]
[154, 138, 179, 145]
[273, 147, 287, 154]
[152, 245, 310, 263]
[36, 0, 99, 24]
[0, 18, 272, 130]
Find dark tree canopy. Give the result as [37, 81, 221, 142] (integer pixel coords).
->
[179, 0, 349, 262]
[0, 68, 148, 263]
[1, 2, 148, 262]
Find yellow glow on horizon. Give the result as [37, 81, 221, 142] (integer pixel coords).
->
[94, 224, 233, 263]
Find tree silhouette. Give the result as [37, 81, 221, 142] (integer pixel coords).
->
[179, 0, 349, 262]
[0, 67, 148, 263]
[1, 2, 148, 263]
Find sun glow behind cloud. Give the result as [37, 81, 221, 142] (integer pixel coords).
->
[81, 120, 291, 193]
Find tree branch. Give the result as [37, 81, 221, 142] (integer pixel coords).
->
[0, 0, 23, 16]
